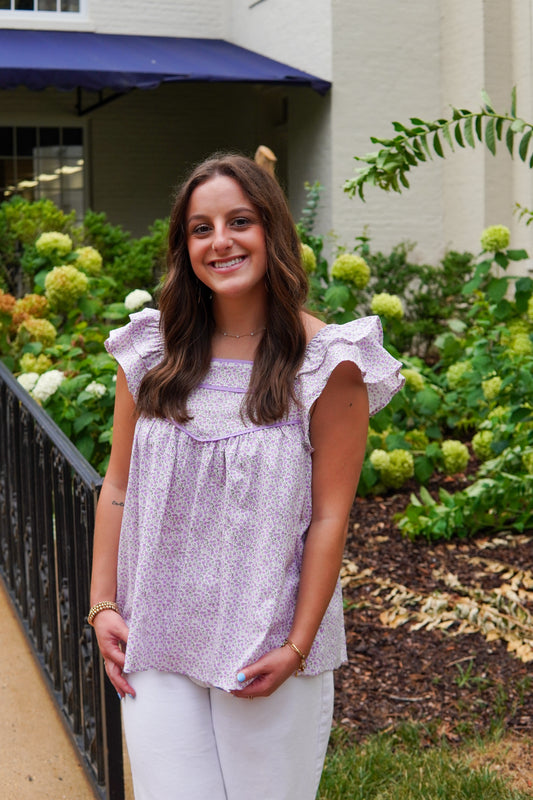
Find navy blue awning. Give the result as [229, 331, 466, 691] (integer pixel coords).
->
[0, 30, 330, 95]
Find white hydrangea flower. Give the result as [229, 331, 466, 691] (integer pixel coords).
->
[124, 289, 152, 311]
[86, 380, 107, 398]
[32, 369, 65, 402]
[17, 372, 39, 393]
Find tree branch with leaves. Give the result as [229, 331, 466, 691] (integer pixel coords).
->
[344, 89, 533, 200]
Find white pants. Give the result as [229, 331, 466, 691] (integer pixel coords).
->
[122, 669, 334, 800]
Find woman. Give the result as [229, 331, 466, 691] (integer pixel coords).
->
[89, 153, 403, 799]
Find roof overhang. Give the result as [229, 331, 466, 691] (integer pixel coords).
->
[0, 29, 331, 98]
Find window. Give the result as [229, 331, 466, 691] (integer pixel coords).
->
[0, 126, 85, 217]
[0, 0, 82, 12]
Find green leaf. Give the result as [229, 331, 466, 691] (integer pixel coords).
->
[359, 461, 379, 492]
[414, 387, 441, 415]
[493, 298, 514, 320]
[463, 116, 475, 147]
[475, 115, 483, 141]
[419, 133, 432, 158]
[385, 433, 410, 450]
[454, 122, 465, 148]
[415, 456, 434, 484]
[481, 89, 494, 112]
[462, 275, 482, 295]
[433, 132, 444, 158]
[399, 171, 410, 189]
[411, 138, 427, 161]
[73, 411, 95, 434]
[510, 406, 532, 424]
[506, 125, 514, 156]
[1, 355, 15, 371]
[426, 425, 442, 440]
[515, 276, 533, 294]
[33, 269, 50, 290]
[485, 117, 496, 155]
[78, 297, 101, 317]
[442, 122, 454, 150]
[511, 86, 517, 118]
[75, 435, 95, 462]
[495, 117, 504, 140]
[516, 291, 531, 314]
[511, 118, 526, 133]
[506, 248, 529, 260]
[392, 121, 408, 133]
[324, 284, 351, 310]
[475, 259, 494, 277]
[419, 486, 437, 506]
[21, 341, 43, 355]
[426, 442, 442, 460]
[494, 252, 509, 269]
[485, 277, 509, 303]
[491, 439, 510, 455]
[448, 318, 467, 333]
[519, 129, 532, 161]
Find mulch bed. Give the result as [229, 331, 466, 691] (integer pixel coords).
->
[334, 474, 533, 744]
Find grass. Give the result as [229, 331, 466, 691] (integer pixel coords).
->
[318, 724, 532, 800]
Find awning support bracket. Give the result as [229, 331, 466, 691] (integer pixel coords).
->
[75, 87, 134, 116]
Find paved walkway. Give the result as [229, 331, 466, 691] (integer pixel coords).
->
[0, 579, 97, 800]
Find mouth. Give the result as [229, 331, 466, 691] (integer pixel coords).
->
[209, 255, 246, 271]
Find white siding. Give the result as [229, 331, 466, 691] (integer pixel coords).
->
[89, 0, 226, 37]
[226, 0, 332, 82]
[328, 0, 443, 262]
[0, 0, 226, 36]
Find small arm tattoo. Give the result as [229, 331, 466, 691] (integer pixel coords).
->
[111, 500, 124, 507]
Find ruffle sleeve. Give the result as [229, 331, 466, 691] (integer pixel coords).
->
[297, 316, 404, 417]
[105, 308, 164, 399]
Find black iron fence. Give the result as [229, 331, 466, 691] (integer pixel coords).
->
[0, 360, 125, 800]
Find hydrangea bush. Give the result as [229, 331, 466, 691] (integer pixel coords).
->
[4, 194, 533, 541]
[299, 185, 533, 540]
[0, 196, 165, 474]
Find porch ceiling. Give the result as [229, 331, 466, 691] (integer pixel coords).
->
[0, 29, 330, 95]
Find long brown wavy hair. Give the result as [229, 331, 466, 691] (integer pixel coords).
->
[136, 153, 309, 425]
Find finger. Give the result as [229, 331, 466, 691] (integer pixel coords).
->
[105, 660, 136, 699]
[102, 643, 126, 669]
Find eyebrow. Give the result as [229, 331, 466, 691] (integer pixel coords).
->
[187, 206, 257, 224]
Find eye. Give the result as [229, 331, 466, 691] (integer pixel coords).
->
[191, 223, 211, 235]
[231, 216, 251, 228]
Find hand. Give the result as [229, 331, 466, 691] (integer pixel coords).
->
[93, 610, 136, 699]
[231, 644, 302, 699]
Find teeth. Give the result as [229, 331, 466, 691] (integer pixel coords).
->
[212, 256, 244, 268]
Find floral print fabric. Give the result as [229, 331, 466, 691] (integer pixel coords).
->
[105, 309, 403, 691]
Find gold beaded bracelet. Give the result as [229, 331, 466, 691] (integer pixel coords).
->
[87, 601, 120, 626]
[282, 638, 308, 673]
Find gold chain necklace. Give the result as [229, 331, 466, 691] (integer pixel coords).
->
[218, 326, 266, 339]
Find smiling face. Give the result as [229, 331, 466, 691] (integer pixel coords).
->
[186, 174, 268, 303]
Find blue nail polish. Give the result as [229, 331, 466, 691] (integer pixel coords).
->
[117, 692, 122, 700]
[237, 672, 246, 683]
[127, 693, 134, 699]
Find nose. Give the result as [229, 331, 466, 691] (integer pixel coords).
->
[211, 224, 232, 252]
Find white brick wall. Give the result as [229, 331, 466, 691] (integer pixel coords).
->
[89, 0, 226, 38]
[226, 0, 332, 82]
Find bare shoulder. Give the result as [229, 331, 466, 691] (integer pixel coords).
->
[301, 310, 326, 345]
